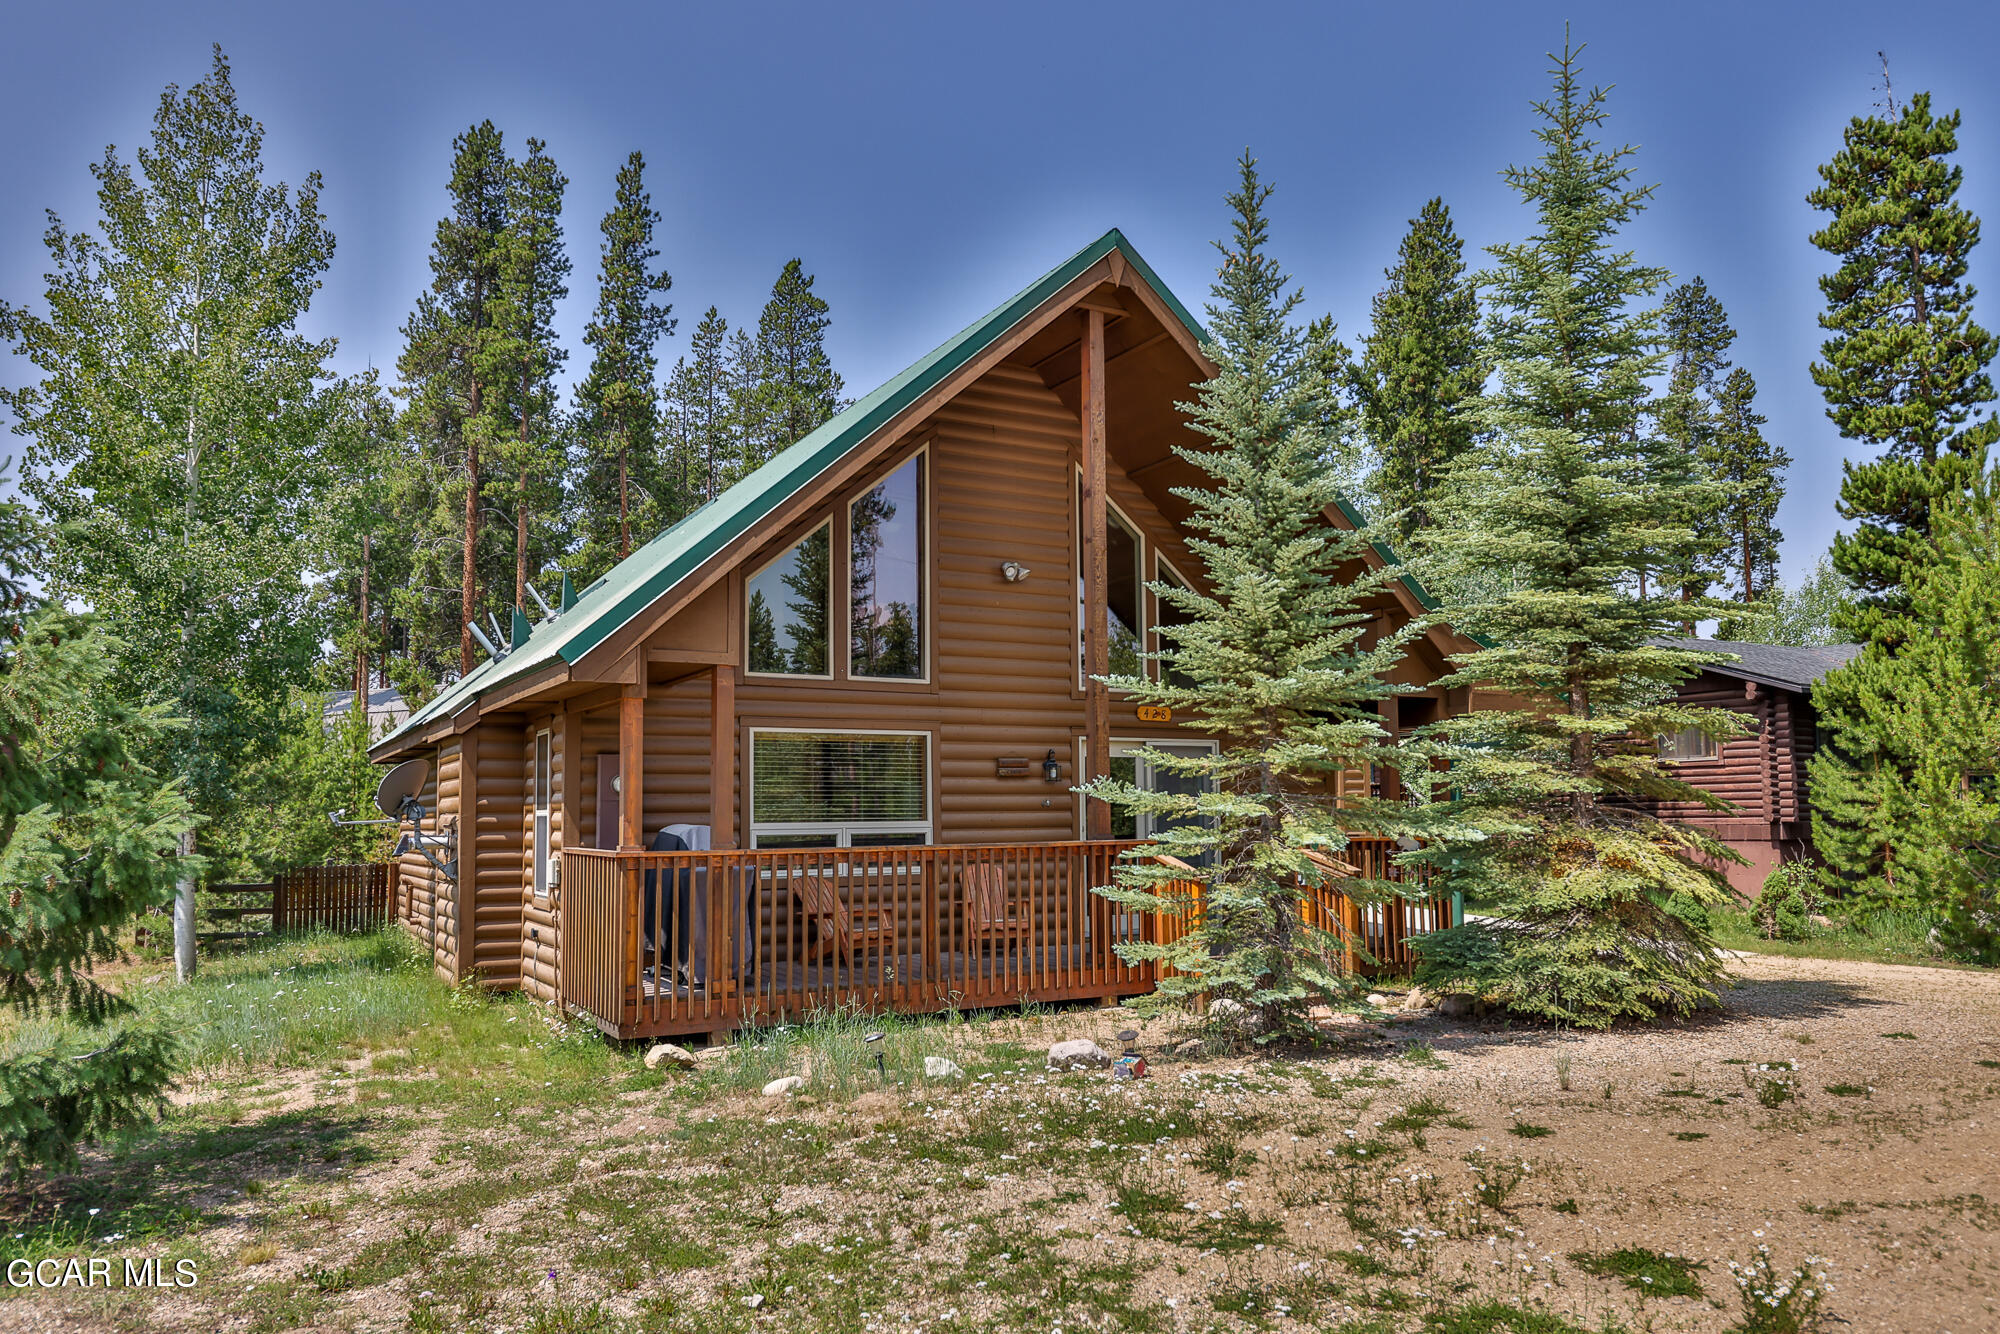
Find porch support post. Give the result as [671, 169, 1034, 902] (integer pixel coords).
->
[618, 680, 647, 851]
[1080, 306, 1111, 838]
[710, 664, 737, 849]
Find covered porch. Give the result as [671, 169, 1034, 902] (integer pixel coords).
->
[554, 836, 1453, 1039]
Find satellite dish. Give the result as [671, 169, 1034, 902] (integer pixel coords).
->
[375, 758, 431, 818]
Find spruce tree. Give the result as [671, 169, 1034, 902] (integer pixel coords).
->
[490, 137, 569, 608]
[1353, 198, 1482, 545]
[1655, 278, 1737, 624]
[573, 150, 675, 572]
[1711, 367, 1788, 604]
[1808, 89, 1997, 648]
[0, 494, 198, 1174]
[1412, 40, 1740, 1028]
[1081, 153, 1424, 1037]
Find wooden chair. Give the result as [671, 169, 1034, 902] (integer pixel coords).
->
[791, 872, 896, 969]
[963, 863, 1033, 956]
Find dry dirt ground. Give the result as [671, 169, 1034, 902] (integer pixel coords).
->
[7, 951, 1999, 1334]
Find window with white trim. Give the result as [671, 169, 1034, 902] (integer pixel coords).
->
[749, 730, 931, 848]
[532, 730, 552, 897]
[1154, 556, 1195, 687]
[849, 453, 925, 679]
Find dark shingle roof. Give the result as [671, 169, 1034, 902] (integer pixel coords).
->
[1659, 638, 1862, 692]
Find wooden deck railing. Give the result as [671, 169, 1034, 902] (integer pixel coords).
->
[556, 837, 1450, 1039]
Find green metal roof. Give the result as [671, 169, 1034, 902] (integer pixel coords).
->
[374, 228, 1200, 754]
[372, 226, 1443, 757]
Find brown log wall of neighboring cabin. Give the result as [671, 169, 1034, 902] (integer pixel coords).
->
[394, 739, 462, 982]
[1639, 669, 1823, 894]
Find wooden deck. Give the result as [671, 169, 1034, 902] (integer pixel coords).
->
[555, 838, 1452, 1039]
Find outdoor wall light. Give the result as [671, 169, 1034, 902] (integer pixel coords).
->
[1042, 749, 1062, 783]
[1000, 560, 1030, 582]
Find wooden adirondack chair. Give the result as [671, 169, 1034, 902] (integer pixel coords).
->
[962, 862, 1032, 955]
[791, 872, 895, 968]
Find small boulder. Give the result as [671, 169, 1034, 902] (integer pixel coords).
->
[1365, 992, 1389, 1007]
[761, 1075, 806, 1097]
[742, 1293, 765, 1309]
[924, 1056, 965, 1079]
[1436, 994, 1476, 1018]
[1306, 1004, 1335, 1022]
[695, 1046, 729, 1062]
[1173, 1038, 1204, 1057]
[643, 1043, 695, 1070]
[1047, 1039, 1112, 1071]
[1809, 913, 1836, 930]
[1400, 986, 1431, 1012]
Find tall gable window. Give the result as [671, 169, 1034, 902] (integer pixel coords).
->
[1078, 481, 1145, 684]
[1155, 557, 1196, 688]
[849, 454, 925, 679]
[746, 522, 831, 676]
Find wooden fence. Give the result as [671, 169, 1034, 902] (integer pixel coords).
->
[196, 863, 398, 944]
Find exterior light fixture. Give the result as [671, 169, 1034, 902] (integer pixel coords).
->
[864, 1030, 886, 1079]
[1001, 560, 1030, 582]
[1042, 749, 1062, 783]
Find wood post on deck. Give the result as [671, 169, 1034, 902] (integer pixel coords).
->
[710, 664, 737, 849]
[1080, 306, 1111, 839]
[618, 680, 646, 851]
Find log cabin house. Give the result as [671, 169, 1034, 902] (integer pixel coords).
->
[368, 230, 1471, 1039]
[1641, 638, 1860, 894]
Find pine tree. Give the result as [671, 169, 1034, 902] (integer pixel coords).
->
[663, 308, 734, 504]
[1807, 82, 1998, 901]
[1655, 278, 1737, 624]
[0, 47, 343, 979]
[1808, 88, 1998, 648]
[490, 137, 569, 609]
[573, 150, 674, 573]
[0, 493, 197, 1174]
[1353, 198, 1482, 544]
[1412, 39, 1741, 1028]
[1809, 470, 2000, 914]
[398, 121, 512, 677]
[1081, 153, 1424, 1036]
[748, 259, 845, 466]
[1711, 367, 1789, 604]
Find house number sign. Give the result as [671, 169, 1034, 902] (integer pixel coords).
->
[1136, 706, 1172, 722]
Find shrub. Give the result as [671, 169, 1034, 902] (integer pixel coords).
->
[1757, 861, 1822, 942]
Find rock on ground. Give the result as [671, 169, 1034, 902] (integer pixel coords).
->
[761, 1076, 805, 1097]
[1436, 994, 1475, 1018]
[643, 1043, 695, 1070]
[924, 1056, 964, 1079]
[1047, 1039, 1111, 1070]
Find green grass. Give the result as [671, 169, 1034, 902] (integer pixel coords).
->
[1569, 1246, 1706, 1299]
[1508, 1121, 1554, 1139]
[1708, 904, 1960, 967]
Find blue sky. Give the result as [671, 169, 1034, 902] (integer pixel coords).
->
[6, 2, 1999, 588]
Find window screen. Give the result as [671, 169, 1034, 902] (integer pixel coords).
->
[752, 732, 928, 824]
[1657, 727, 1719, 761]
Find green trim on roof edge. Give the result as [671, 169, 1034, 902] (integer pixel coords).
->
[371, 228, 1436, 757]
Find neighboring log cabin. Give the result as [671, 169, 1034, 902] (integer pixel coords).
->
[367, 230, 1471, 1036]
[1640, 638, 1861, 894]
